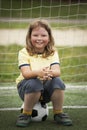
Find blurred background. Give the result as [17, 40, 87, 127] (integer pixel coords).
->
[0, 0, 87, 85]
[0, 1, 87, 130]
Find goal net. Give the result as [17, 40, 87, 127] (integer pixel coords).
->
[0, 0, 87, 110]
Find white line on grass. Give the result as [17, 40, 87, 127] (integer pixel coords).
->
[0, 85, 87, 90]
[0, 85, 87, 111]
[0, 106, 87, 111]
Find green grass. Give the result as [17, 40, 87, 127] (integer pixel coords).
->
[0, 86, 87, 130]
[0, 88, 87, 108]
[0, 45, 87, 84]
[58, 46, 87, 83]
[0, 0, 86, 19]
[0, 109, 87, 130]
[0, 22, 29, 29]
[0, 87, 87, 129]
[0, 22, 87, 30]
[0, 84, 87, 130]
[0, 0, 87, 30]
[0, 44, 22, 83]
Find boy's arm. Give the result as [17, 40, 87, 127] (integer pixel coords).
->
[49, 64, 61, 78]
[20, 66, 48, 80]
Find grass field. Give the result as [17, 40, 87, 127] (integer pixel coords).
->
[0, 0, 86, 19]
[0, 88, 87, 108]
[0, 109, 87, 130]
[0, 44, 87, 130]
[0, 0, 87, 30]
[0, 1, 87, 129]
[0, 45, 87, 84]
[0, 21, 87, 30]
[0, 87, 87, 130]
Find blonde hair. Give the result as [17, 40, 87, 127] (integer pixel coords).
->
[26, 19, 55, 58]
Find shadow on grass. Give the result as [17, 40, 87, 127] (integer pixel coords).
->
[0, 109, 87, 130]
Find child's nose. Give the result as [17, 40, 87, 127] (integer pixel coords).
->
[37, 36, 42, 40]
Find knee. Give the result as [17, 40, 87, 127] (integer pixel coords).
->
[52, 77, 66, 90]
[27, 78, 44, 92]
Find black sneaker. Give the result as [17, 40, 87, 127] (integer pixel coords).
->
[54, 113, 72, 126]
[16, 113, 31, 127]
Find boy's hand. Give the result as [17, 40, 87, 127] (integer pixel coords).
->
[37, 66, 53, 81]
[42, 67, 53, 80]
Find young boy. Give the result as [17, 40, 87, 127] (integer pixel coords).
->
[16, 19, 72, 127]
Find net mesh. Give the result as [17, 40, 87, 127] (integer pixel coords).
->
[0, 0, 87, 109]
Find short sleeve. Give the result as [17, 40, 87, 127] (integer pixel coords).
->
[50, 51, 60, 66]
[18, 48, 30, 69]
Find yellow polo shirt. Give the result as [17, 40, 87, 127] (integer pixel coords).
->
[16, 48, 60, 84]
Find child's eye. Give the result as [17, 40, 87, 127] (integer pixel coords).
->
[33, 34, 38, 37]
[42, 35, 47, 37]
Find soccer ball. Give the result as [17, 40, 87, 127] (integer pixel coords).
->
[21, 102, 49, 122]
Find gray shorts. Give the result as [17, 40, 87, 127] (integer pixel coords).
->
[17, 77, 65, 103]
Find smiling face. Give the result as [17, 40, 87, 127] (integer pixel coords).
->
[30, 27, 50, 53]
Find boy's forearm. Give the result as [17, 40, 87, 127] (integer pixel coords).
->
[49, 69, 61, 78]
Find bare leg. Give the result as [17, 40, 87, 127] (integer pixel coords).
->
[51, 89, 72, 126]
[16, 92, 41, 127]
[51, 89, 64, 111]
[24, 92, 41, 111]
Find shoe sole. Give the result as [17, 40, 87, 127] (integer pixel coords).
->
[55, 120, 73, 126]
[16, 123, 29, 127]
